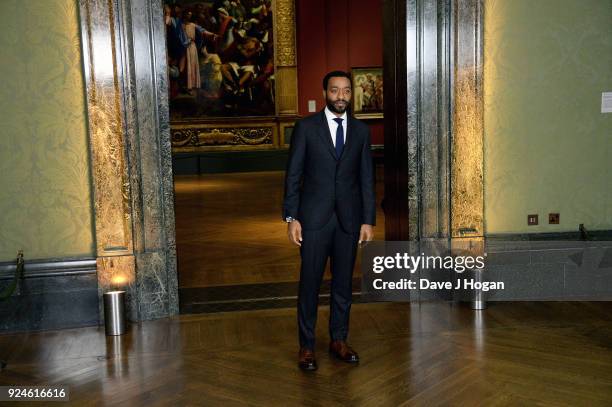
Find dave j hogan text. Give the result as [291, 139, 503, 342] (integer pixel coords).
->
[372, 278, 504, 291]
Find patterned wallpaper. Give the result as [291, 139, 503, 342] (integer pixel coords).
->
[484, 0, 612, 233]
[0, 0, 94, 261]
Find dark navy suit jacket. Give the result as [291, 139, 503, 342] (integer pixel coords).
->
[283, 110, 376, 233]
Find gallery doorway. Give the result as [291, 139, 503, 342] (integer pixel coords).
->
[167, 0, 388, 313]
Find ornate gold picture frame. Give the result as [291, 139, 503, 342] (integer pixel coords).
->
[351, 67, 383, 119]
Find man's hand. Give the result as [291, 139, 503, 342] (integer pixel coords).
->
[288, 220, 303, 247]
[359, 224, 374, 245]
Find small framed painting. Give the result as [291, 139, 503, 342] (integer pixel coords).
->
[351, 67, 383, 119]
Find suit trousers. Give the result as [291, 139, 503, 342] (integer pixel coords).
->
[297, 212, 359, 349]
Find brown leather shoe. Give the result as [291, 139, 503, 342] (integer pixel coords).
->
[329, 340, 359, 363]
[298, 348, 317, 371]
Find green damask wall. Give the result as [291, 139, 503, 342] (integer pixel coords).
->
[0, 0, 94, 261]
[484, 0, 612, 234]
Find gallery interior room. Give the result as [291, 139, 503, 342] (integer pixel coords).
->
[0, 0, 611, 405]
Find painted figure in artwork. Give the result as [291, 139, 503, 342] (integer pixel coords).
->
[181, 10, 217, 95]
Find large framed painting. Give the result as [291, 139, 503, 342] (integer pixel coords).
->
[166, 0, 299, 152]
[165, 1, 275, 118]
[351, 67, 383, 119]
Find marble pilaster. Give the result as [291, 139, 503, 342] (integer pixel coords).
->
[79, 0, 178, 321]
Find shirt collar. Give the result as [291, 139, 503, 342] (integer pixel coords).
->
[324, 106, 347, 123]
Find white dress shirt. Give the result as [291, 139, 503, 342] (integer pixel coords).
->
[324, 106, 348, 147]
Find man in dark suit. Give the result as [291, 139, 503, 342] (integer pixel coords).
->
[283, 70, 376, 371]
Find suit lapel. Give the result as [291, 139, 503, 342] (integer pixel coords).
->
[317, 110, 338, 160]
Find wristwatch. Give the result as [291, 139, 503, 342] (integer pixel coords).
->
[285, 216, 295, 223]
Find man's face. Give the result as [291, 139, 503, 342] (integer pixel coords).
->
[324, 76, 351, 115]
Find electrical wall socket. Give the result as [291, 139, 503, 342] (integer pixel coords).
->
[528, 214, 538, 225]
[308, 100, 316, 112]
[549, 213, 560, 224]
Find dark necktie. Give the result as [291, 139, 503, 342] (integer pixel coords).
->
[333, 118, 344, 158]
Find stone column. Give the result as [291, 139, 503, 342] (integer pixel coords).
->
[79, 0, 178, 321]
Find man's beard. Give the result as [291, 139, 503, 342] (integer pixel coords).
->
[326, 98, 349, 114]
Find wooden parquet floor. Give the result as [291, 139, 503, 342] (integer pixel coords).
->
[174, 170, 385, 288]
[1, 301, 612, 406]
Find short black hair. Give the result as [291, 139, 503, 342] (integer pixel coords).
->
[322, 70, 352, 90]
